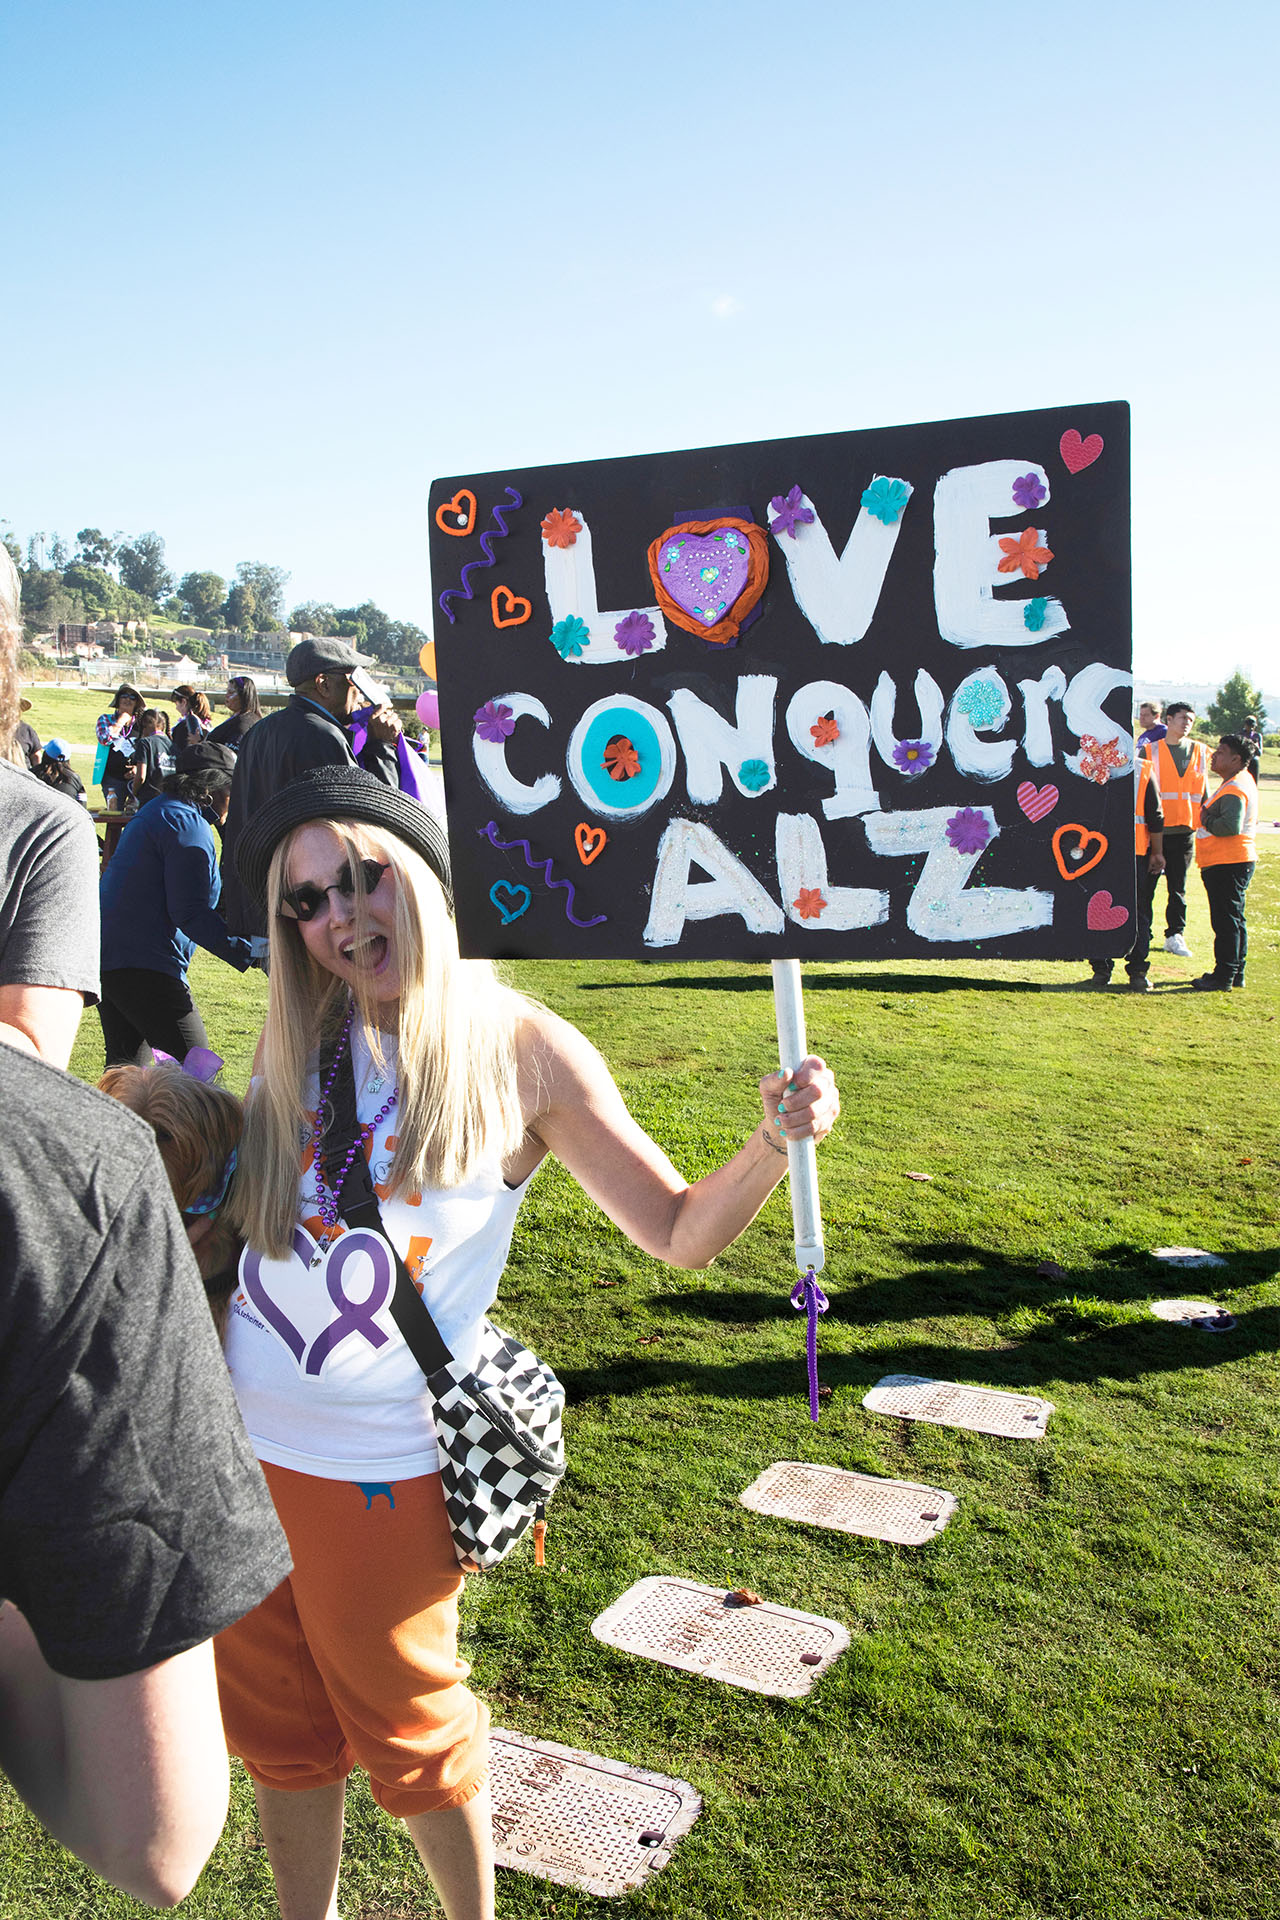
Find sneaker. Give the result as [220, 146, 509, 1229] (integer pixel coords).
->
[1127, 976, 1154, 992]
[1164, 934, 1192, 957]
[1192, 973, 1232, 991]
[1087, 973, 1113, 990]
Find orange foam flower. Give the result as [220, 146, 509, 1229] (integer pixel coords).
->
[603, 737, 640, 781]
[997, 528, 1054, 579]
[794, 888, 827, 920]
[810, 714, 840, 747]
[541, 508, 582, 549]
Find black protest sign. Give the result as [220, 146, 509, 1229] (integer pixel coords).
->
[428, 401, 1132, 962]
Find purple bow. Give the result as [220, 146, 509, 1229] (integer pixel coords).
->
[790, 1268, 830, 1422]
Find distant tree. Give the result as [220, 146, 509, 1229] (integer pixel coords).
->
[288, 601, 338, 634]
[162, 595, 183, 619]
[75, 527, 118, 570]
[48, 534, 69, 570]
[18, 568, 63, 618]
[116, 530, 174, 603]
[179, 633, 210, 664]
[178, 570, 227, 628]
[224, 580, 258, 632]
[233, 561, 289, 626]
[24, 533, 45, 570]
[2, 529, 21, 572]
[1206, 670, 1266, 736]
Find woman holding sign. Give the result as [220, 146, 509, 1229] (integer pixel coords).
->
[220, 766, 838, 1920]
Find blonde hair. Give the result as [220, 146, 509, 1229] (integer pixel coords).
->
[98, 1064, 245, 1336]
[233, 818, 530, 1260]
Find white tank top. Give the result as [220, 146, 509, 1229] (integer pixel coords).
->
[225, 1028, 535, 1480]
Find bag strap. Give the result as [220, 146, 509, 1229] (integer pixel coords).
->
[319, 1023, 455, 1378]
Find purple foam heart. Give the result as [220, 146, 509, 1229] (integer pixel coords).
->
[656, 526, 751, 628]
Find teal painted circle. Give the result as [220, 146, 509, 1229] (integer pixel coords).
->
[575, 705, 666, 811]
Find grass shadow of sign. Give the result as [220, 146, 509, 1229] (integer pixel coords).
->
[555, 1242, 1278, 1406]
[579, 972, 1044, 996]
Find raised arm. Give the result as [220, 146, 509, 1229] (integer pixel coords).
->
[518, 1008, 838, 1271]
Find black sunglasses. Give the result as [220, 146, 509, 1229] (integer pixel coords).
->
[279, 859, 390, 923]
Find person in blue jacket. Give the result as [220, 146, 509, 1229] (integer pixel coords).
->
[99, 741, 255, 1065]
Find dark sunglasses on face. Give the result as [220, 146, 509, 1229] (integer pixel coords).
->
[279, 858, 390, 923]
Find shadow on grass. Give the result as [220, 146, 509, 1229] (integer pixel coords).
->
[556, 1241, 1279, 1404]
[579, 971, 1046, 994]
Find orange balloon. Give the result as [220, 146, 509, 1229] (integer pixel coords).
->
[419, 641, 437, 679]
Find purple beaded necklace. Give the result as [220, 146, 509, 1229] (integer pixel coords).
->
[310, 1004, 398, 1266]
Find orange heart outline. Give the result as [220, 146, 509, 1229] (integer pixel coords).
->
[1052, 822, 1108, 881]
[491, 585, 531, 629]
[575, 822, 607, 866]
[435, 489, 476, 537]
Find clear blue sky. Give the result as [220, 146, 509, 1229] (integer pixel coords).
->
[3, 0, 1276, 687]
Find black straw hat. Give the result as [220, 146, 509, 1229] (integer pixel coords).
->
[235, 767, 452, 908]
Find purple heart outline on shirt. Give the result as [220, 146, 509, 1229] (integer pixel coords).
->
[241, 1226, 395, 1376]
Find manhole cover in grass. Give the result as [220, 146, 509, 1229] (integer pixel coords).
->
[740, 1462, 957, 1543]
[863, 1374, 1053, 1439]
[1152, 1246, 1227, 1268]
[590, 1577, 849, 1697]
[1150, 1299, 1236, 1330]
[489, 1730, 700, 1898]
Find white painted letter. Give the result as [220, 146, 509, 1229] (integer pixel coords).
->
[644, 819, 785, 947]
[472, 691, 560, 815]
[784, 681, 880, 820]
[870, 668, 945, 777]
[934, 460, 1069, 649]
[543, 511, 669, 663]
[775, 813, 890, 931]
[667, 676, 778, 803]
[1017, 664, 1068, 767]
[1063, 662, 1133, 782]
[946, 668, 1015, 783]
[862, 806, 1054, 941]
[769, 477, 913, 645]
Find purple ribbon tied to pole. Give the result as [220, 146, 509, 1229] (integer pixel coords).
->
[790, 1267, 829, 1422]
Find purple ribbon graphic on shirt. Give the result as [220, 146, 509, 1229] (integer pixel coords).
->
[241, 1228, 394, 1375]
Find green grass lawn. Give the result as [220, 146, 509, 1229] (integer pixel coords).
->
[4, 700, 1279, 1918]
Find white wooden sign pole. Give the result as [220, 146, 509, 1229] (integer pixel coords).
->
[770, 959, 824, 1276]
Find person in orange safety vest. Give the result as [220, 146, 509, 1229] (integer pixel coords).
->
[1192, 734, 1258, 991]
[1142, 702, 1209, 960]
[1089, 753, 1164, 992]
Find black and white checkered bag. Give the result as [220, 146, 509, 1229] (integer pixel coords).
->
[427, 1322, 566, 1571]
[321, 1031, 565, 1573]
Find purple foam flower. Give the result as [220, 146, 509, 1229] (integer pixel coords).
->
[474, 700, 516, 743]
[768, 484, 815, 541]
[1012, 472, 1048, 510]
[945, 807, 993, 856]
[892, 739, 935, 776]
[614, 611, 656, 656]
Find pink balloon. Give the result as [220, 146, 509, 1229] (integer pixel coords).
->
[415, 690, 440, 729]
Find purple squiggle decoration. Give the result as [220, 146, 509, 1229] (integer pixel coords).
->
[438, 487, 523, 624]
[478, 821, 607, 928]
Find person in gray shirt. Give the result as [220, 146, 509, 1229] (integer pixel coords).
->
[0, 550, 99, 1066]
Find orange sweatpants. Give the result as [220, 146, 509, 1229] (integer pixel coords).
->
[215, 1462, 489, 1815]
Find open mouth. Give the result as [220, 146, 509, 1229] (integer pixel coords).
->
[340, 934, 389, 974]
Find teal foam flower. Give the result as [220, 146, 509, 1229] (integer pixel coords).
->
[956, 679, 1006, 729]
[1023, 597, 1050, 632]
[549, 615, 590, 659]
[861, 475, 911, 526]
[739, 758, 771, 791]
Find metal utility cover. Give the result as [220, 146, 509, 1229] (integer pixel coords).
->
[1149, 1298, 1233, 1328]
[489, 1729, 701, 1899]
[590, 1577, 849, 1698]
[863, 1373, 1053, 1439]
[740, 1461, 957, 1544]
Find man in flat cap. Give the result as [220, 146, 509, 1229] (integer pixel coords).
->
[220, 636, 402, 951]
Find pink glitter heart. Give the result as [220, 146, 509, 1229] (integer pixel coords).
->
[1086, 889, 1129, 931]
[655, 526, 751, 630]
